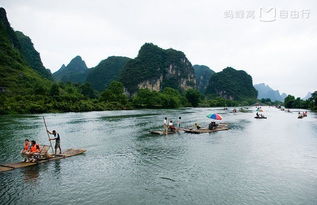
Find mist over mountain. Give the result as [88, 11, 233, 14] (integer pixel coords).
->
[254, 83, 287, 102]
[303, 92, 312, 100]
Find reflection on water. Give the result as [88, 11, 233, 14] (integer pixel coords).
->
[101, 113, 159, 119]
[23, 166, 40, 182]
[229, 119, 251, 130]
[0, 107, 317, 204]
[53, 161, 61, 177]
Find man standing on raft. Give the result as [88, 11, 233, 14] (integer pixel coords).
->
[47, 130, 62, 155]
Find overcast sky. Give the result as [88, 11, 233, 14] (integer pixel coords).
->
[1, 0, 316, 97]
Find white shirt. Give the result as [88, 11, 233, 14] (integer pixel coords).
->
[164, 119, 167, 125]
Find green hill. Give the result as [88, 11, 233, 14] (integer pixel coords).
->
[53, 56, 88, 83]
[205, 67, 257, 100]
[120, 43, 196, 94]
[86, 56, 130, 91]
[0, 7, 49, 94]
[0, 8, 103, 114]
[193, 65, 215, 93]
[15, 31, 52, 80]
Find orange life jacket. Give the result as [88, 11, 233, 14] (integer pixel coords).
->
[24, 144, 29, 151]
[31, 144, 40, 153]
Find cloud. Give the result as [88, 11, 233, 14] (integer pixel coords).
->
[1, 0, 316, 97]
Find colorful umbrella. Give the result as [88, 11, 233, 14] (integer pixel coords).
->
[206, 113, 223, 120]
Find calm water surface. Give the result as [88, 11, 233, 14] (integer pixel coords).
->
[0, 107, 317, 205]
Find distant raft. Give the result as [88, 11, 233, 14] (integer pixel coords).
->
[184, 124, 229, 134]
[0, 148, 86, 172]
[254, 116, 267, 119]
[150, 128, 183, 135]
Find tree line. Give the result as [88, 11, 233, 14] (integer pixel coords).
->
[284, 92, 317, 111]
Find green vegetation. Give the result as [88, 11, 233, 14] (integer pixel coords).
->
[198, 96, 256, 107]
[132, 87, 185, 109]
[120, 43, 196, 94]
[193, 65, 215, 93]
[15, 31, 52, 80]
[0, 7, 52, 114]
[53, 56, 88, 83]
[258, 98, 281, 106]
[0, 10, 206, 114]
[100, 81, 128, 108]
[0, 7, 284, 114]
[86, 56, 130, 91]
[284, 92, 317, 110]
[205, 67, 257, 100]
[309, 92, 317, 111]
[0, 8, 105, 114]
[185, 89, 201, 107]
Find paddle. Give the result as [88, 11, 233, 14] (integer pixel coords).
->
[43, 116, 54, 154]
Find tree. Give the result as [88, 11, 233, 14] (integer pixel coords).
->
[293, 97, 303, 108]
[100, 81, 127, 105]
[161, 88, 181, 108]
[284, 95, 295, 108]
[49, 84, 60, 96]
[185, 89, 201, 107]
[132, 89, 162, 108]
[132, 87, 182, 108]
[311, 91, 317, 106]
[80, 83, 96, 98]
[33, 82, 48, 95]
[307, 91, 317, 110]
[260, 98, 272, 104]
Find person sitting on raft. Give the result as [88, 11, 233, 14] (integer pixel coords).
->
[168, 120, 176, 132]
[29, 140, 41, 162]
[21, 139, 31, 162]
[194, 123, 201, 129]
[208, 121, 218, 130]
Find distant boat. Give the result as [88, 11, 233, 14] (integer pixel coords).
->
[254, 116, 267, 119]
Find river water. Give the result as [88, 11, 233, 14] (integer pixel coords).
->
[0, 107, 317, 205]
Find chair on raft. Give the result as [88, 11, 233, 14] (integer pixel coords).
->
[38, 145, 51, 160]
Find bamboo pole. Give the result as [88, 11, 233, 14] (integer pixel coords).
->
[43, 116, 54, 154]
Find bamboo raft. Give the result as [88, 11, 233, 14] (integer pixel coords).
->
[150, 130, 176, 135]
[184, 124, 229, 134]
[0, 148, 86, 172]
[150, 128, 183, 135]
[254, 116, 267, 119]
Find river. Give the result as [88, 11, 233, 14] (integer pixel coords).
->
[1, 107, 317, 205]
